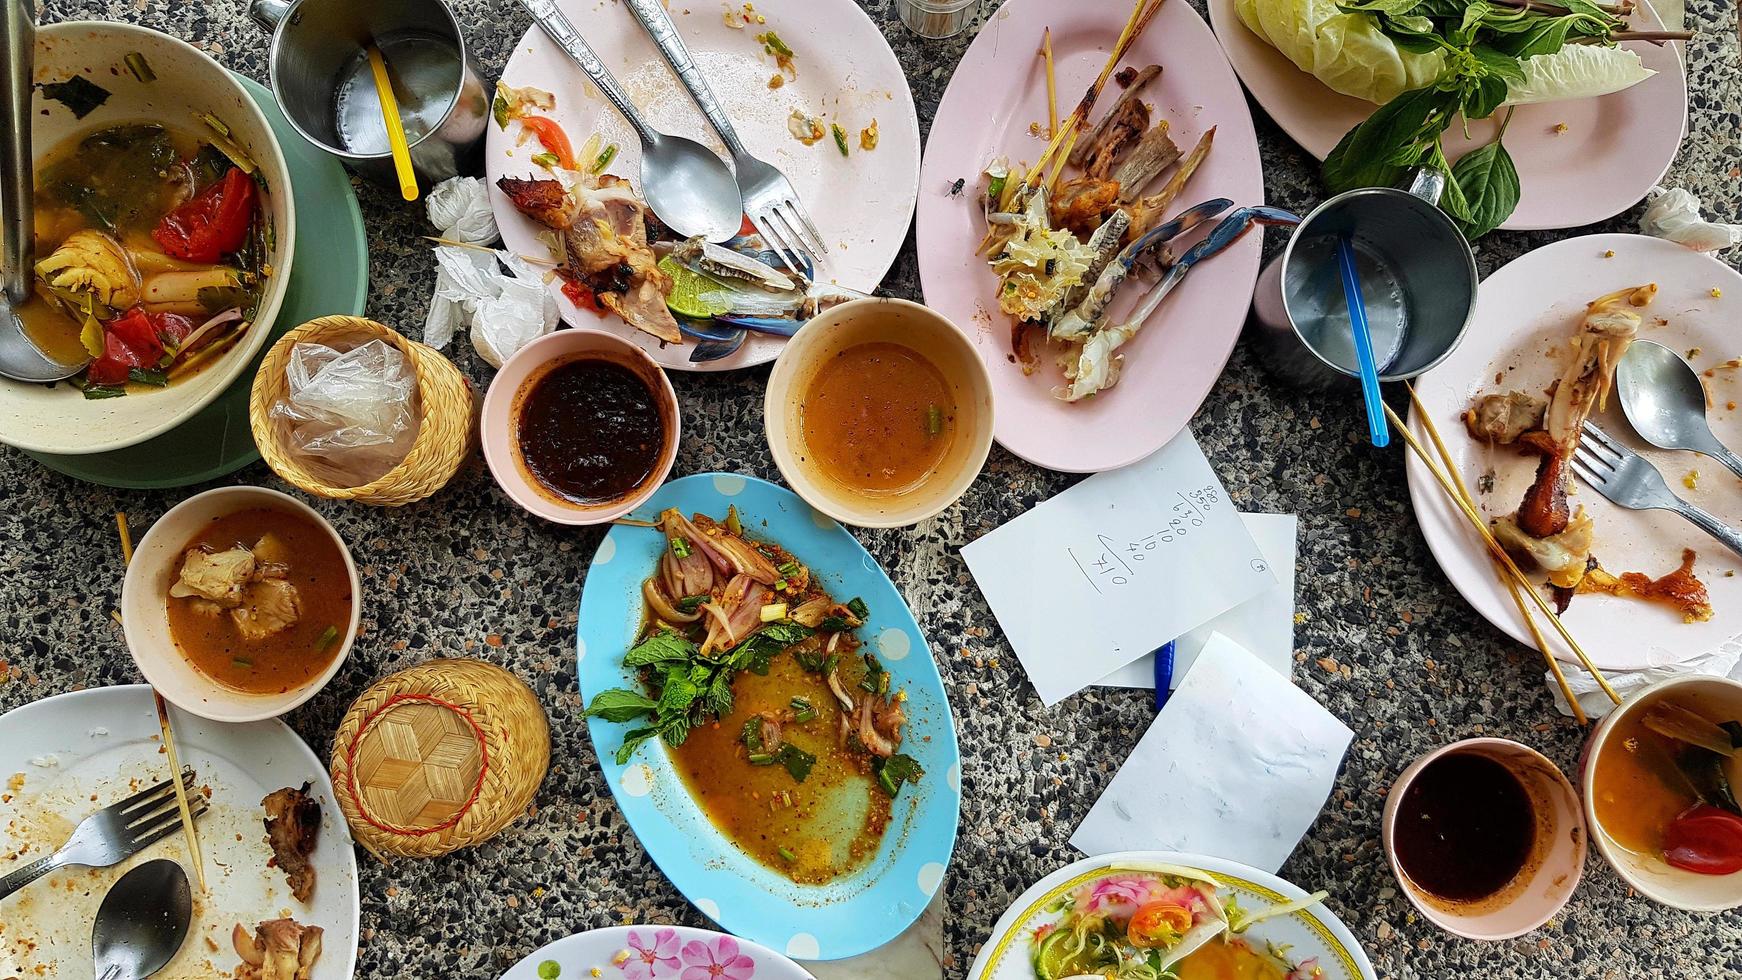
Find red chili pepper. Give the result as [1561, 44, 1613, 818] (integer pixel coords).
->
[86, 307, 167, 385]
[561, 278, 605, 316]
[1663, 804, 1742, 875]
[153, 167, 258, 263]
[520, 116, 576, 170]
[737, 214, 756, 238]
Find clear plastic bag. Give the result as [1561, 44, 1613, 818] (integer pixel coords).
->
[270, 340, 421, 488]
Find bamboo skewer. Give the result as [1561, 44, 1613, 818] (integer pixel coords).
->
[1040, 28, 1058, 140]
[1380, 406, 1623, 706]
[1403, 387, 1589, 725]
[116, 512, 209, 892]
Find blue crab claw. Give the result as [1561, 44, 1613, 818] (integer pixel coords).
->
[712, 315, 802, 337]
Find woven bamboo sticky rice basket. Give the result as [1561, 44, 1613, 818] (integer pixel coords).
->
[330, 658, 549, 859]
[249, 315, 473, 506]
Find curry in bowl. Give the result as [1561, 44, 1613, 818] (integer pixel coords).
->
[21, 121, 270, 397]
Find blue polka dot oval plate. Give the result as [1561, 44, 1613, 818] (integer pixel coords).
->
[576, 473, 962, 961]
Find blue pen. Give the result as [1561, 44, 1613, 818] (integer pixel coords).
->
[1152, 641, 1176, 711]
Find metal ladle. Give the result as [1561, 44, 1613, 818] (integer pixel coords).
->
[0, 0, 87, 382]
[91, 859, 192, 980]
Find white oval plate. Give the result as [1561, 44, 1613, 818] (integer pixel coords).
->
[500, 925, 815, 980]
[488, 0, 920, 371]
[966, 850, 1375, 980]
[0, 685, 359, 979]
[1408, 234, 1742, 673]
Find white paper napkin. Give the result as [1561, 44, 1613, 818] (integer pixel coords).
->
[1070, 633, 1353, 873]
[1096, 513, 1298, 688]
[962, 433, 1275, 706]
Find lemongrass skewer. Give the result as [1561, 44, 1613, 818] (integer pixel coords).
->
[1381, 405, 1622, 705]
[1404, 387, 1588, 724]
[116, 513, 209, 891]
[1041, 28, 1058, 139]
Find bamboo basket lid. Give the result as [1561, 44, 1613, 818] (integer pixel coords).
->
[331, 659, 548, 859]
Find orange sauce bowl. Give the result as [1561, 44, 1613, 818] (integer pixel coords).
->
[764, 298, 994, 528]
[1582, 674, 1742, 911]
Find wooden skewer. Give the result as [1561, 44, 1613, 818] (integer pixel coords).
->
[116, 512, 209, 892]
[1040, 28, 1058, 140]
[419, 236, 558, 266]
[1380, 406, 1623, 705]
[1403, 387, 1588, 725]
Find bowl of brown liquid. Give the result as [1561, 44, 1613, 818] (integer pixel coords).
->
[1382, 737, 1586, 940]
[764, 298, 994, 528]
[481, 330, 679, 525]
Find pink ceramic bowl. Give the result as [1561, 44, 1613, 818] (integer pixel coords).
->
[1382, 737, 1586, 940]
[481, 329, 679, 525]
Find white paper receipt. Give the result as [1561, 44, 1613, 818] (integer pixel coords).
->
[1070, 633, 1355, 873]
[961, 432, 1276, 706]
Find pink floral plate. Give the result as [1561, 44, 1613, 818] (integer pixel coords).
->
[915, 0, 1267, 473]
[500, 926, 815, 980]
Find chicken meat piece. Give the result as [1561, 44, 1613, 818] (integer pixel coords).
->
[35, 229, 140, 312]
[170, 547, 256, 608]
[1493, 509, 1594, 589]
[232, 918, 323, 980]
[262, 783, 321, 903]
[496, 173, 681, 344]
[231, 578, 301, 641]
[1464, 391, 1548, 444]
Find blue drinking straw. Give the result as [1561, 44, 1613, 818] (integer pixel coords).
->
[1152, 641, 1176, 711]
[1335, 233, 1389, 448]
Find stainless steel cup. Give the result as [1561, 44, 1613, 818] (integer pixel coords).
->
[1249, 171, 1478, 391]
[249, 0, 488, 190]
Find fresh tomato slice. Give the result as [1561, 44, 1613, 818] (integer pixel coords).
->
[153, 166, 258, 263]
[1126, 901, 1194, 949]
[86, 307, 167, 385]
[520, 116, 576, 170]
[1664, 804, 1742, 875]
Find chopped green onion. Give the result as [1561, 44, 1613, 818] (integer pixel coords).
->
[926, 404, 943, 435]
[591, 143, 618, 173]
[315, 625, 340, 651]
[831, 123, 849, 157]
[777, 846, 797, 862]
[676, 594, 708, 613]
[725, 505, 743, 536]
[670, 536, 692, 559]
[125, 52, 156, 82]
[537, 960, 561, 979]
[773, 578, 788, 592]
[818, 615, 853, 633]
[747, 752, 776, 766]
[81, 385, 127, 400]
[777, 561, 801, 577]
[492, 95, 511, 129]
[987, 173, 1007, 202]
[845, 597, 870, 620]
[756, 30, 794, 58]
[741, 717, 765, 752]
[231, 656, 254, 669]
[530, 150, 560, 169]
[790, 696, 817, 724]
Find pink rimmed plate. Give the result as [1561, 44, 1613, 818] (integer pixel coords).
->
[915, 0, 1267, 473]
[1205, 0, 1687, 232]
[499, 926, 814, 980]
[488, 0, 920, 372]
[1407, 234, 1742, 672]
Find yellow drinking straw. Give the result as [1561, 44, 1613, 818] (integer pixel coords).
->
[366, 42, 419, 202]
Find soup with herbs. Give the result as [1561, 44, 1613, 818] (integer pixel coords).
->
[21, 122, 269, 397]
[798, 341, 956, 496]
[1592, 693, 1742, 876]
[165, 506, 352, 694]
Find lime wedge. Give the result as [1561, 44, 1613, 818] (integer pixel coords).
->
[1034, 929, 1092, 980]
[1506, 45, 1655, 106]
[658, 256, 731, 320]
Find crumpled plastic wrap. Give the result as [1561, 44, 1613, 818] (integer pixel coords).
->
[422, 245, 559, 368]
[270, 340, 421, 488]
[1639, 185, 1742, 253]
[425, 176, 499, 246]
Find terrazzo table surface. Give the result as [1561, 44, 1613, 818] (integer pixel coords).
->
[5, 0, 1742, 976]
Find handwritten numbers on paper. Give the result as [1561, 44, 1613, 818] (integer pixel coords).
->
[1065, 488, 1230, 594]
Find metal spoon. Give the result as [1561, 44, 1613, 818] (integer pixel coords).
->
[92, 859, 192, 980]
[516, 0, 742, 243]
[0, 0, 87, 382]
[1617, 339, 1742, 480]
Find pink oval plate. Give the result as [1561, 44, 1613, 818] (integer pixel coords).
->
[1407, 234, 1742, 673]
[488, 0, 921, 372]
[916, 0, 1267, 474]
[1205, 0, 1687, 232]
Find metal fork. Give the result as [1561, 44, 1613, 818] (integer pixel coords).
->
[0, 768, 208, 902]
[1572, 420, 1742, 558]
[622, 0, 827, 274]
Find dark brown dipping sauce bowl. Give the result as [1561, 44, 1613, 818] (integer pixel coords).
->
[481, 330, 679, 525]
